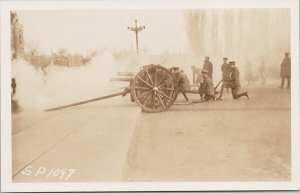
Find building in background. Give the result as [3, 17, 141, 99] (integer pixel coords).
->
[11, 11, 24, 59]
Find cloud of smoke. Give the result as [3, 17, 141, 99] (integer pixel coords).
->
[11, 51, 131, 110]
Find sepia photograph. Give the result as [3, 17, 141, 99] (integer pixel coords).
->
[1, 0, 300, 192]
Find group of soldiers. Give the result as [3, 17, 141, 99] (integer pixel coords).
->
[174, 56, 249, 102]
[174, 51, 291, 103]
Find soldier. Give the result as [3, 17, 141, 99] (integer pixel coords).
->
[11, 78, 17, 96]
[227, 61, 249, 99]
[199, 69, 215, 102]
[279, 52, 291, 89]
[180, 69, 190, 89]
[217, 57, 230, 100]
[174, 67, 189, 101]
[202, 56, 213, 79]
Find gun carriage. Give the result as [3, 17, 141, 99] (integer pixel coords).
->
[46, 64, 203, 113]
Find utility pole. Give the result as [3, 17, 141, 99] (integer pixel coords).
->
[128, 20, 145, 54]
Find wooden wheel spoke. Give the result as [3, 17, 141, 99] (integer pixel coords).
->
[158, 82, 167, 89]
[158, 79, 171, 89]
[141, 91, 151, 105]
[137, 90, 150, 101]
[159, 88, 175, 91]
[135, 86, 151, 90]
[157, 94, 166, 109]
[151, 91, 155, 108]
[145, 69, 154, 85]
[157, 90, 173, 101]
[156, 71, 163, 87]
[137, 76, 153, 88]
[154, 69, 158, 86]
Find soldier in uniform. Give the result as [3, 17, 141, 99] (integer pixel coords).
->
[202, 56, 213, 79]
[279, 52, 291, 89]
[199, 69, 215, 102]
[11, 78, 17, 96]
[217, 57, 230, 100]
[227, 61, 249, 99]
[174, 67, 189, 101]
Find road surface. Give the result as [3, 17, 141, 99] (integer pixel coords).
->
[12, 84, 291, 182]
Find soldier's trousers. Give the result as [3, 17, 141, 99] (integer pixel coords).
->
[219, 83, 230, 99]
[231, 85, 247, 99]
[181, 91, 189, 101]
[280, 76, 290, 88]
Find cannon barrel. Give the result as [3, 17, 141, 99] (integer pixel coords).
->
[117, 72, 135, 76]
[110, 77, 134, 81]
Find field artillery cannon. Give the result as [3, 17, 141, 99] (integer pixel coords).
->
[45, 64, 201, 113]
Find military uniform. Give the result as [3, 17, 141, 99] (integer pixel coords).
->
[174, 68, 190, 101]
[227, 62, 249, 99]
[203, 56, 213, 78]
[221, 59, 230, 81]
[199, 69, 215, 101]
[218, 58, 230, 99]
[279, 52, 291, 89]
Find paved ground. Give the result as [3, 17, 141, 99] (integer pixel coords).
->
[12, 84, 291, 182]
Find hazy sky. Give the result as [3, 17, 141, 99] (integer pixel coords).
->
[18, 10, 188, 54]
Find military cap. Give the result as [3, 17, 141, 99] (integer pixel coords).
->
[205, 56, 209, 59]
[285, 52, 289, 55]
[229, 61, 235, 65]
[223, 57, 228, 60]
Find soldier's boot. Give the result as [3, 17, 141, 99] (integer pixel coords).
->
[287, 77, 291, 89]
[233, 92, 248, 99]
[279, 78, 284, 89]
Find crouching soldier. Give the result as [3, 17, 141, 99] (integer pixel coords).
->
[199, 69, 215, 102]
[227, 61, 249, 99]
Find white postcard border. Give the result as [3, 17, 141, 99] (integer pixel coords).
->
[1, 0, 299, 192]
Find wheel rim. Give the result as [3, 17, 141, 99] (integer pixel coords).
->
[133, 65, 177, 112]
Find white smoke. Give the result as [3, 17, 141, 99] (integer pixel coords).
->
[11, 51, 132, 110]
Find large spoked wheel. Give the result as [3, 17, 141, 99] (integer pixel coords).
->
[132, 64, 178, 113]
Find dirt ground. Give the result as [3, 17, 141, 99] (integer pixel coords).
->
[12, 84, 291, 182]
